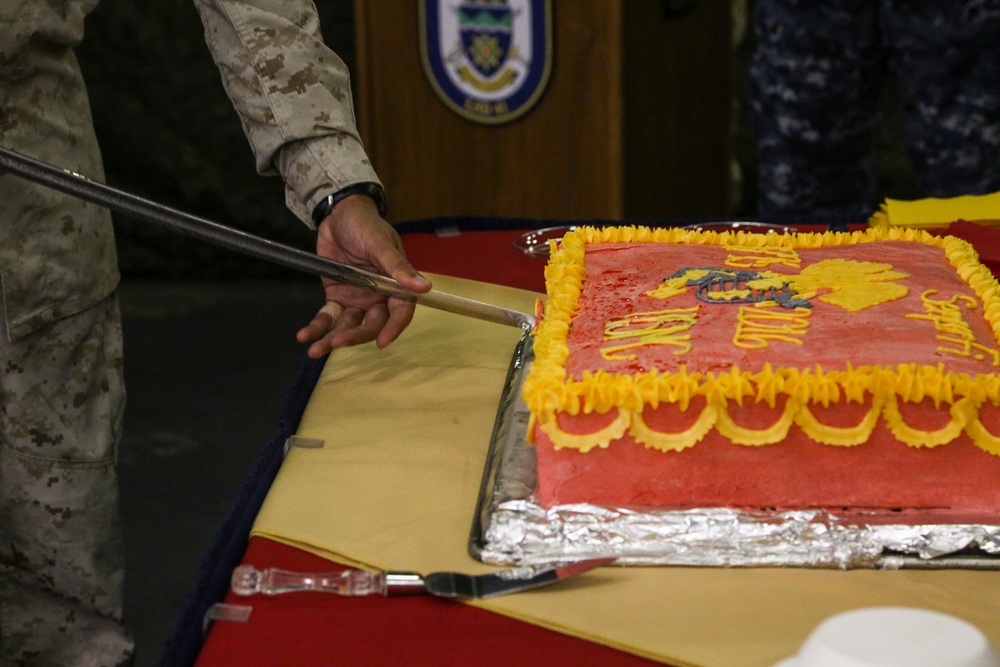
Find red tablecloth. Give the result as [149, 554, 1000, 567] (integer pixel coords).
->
[198, 538, 659, 666]
[398, 229, 549, 293]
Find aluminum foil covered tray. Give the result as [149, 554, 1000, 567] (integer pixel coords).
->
[469, 333, 1000, 570]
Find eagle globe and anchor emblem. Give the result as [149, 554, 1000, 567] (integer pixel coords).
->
[419, 0, 553, 124]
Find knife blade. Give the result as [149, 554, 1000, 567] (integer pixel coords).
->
[0, 146, 536, 330]
[230, 559, 614, 600]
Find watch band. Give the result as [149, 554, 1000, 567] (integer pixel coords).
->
[311, 182, 387, 224]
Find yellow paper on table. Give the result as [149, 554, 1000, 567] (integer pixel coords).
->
[870, 190, 1000, 228]
[251, 274, 1000, 667]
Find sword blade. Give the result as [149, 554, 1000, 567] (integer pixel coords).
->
[0, 146, 535, 330]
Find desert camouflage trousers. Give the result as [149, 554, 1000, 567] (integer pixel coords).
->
[0, 294, 133, 666]
[751, 0, 1000, 215]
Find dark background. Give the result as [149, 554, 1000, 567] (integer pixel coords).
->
[76, 0, 918, 282]
[77, 0, 357, 279]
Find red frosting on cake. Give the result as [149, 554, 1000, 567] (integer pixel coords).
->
[566, 241, 994, 378]
[534, 408, 1000, 522]
[527, 228, 1000, 523]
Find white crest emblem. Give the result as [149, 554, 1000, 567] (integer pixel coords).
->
[419, 0, 553, 124]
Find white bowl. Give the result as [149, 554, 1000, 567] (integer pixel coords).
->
[774, 607, 1000, 667]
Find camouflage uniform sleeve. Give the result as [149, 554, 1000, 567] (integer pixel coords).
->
[192, 0, 381, 227]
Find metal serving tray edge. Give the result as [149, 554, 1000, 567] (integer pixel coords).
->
[468, 332, 1000, 570]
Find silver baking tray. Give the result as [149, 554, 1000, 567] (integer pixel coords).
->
[469, 332, 1000, 569]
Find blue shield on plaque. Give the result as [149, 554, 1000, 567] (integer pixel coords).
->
[459, 4, 512, 78]
[419, 0, 553, 124]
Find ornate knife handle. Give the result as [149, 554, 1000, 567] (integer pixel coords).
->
[230, 565, 426, 597]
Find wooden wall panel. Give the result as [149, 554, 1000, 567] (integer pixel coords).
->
[354, 1, 731, 223]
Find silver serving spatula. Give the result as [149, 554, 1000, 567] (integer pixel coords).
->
[230, 559, 613, 600]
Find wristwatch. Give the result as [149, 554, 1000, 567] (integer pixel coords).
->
[311, 182, 387, 224]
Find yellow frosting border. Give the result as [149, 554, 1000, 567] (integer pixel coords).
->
[522, 225, 1000, 455]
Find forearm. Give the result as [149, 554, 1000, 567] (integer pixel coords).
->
[191, 0, 381, 226]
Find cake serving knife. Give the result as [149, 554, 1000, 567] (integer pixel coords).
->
[230, 559, 614, 600]
[0, 146, 536, 330]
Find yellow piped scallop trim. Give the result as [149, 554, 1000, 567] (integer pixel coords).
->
[538, 410, 630, 453]
[964, 416, 1000, 456]
[882, 395, 969, 448]
[522, 225, 1000, 456]
[716, 398, 797, 446]
[794, 399, 882, 446]
[629, 404, 718, 452]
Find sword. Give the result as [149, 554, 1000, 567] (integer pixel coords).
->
[0, 146, 536, 330]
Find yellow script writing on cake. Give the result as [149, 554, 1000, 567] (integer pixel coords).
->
[733, 303, 812, 349]
[907, 290, 1000, 366]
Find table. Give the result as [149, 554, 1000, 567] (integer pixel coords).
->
[171, 218, 1000, 667]
[192, 222, 663, 666]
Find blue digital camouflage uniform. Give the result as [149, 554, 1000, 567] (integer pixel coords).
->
[0, 1, 381, 664]
[751, 0, 1000, 215]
